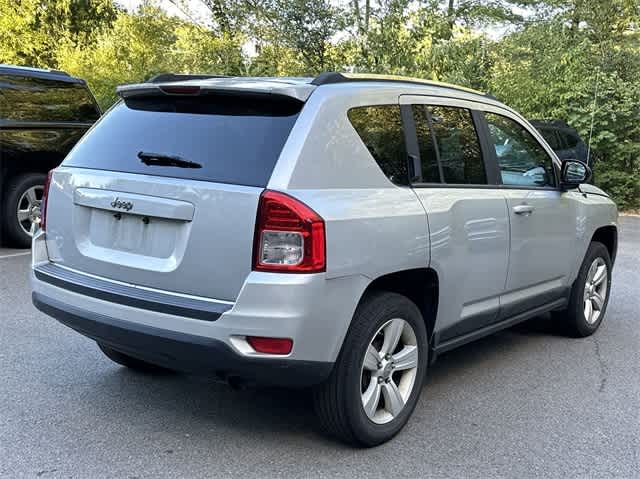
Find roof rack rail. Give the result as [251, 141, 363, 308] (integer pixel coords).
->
[147, 73, 230, 83]
[311, 72, 495, 99]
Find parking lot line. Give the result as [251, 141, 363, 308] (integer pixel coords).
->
[0, 251, 31, 260]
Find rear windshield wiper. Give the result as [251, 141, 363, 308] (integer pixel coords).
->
[138, 151, 202, 169]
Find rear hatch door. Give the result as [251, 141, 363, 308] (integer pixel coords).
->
[45, 89, 302, 301]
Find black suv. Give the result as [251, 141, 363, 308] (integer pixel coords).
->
[530, 119, 593, 167]
[0, 64, 101, 247]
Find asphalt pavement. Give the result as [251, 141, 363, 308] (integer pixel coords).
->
[1, 218, 638, 478]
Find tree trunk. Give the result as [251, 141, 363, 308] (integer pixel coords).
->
[353, 0, 362, 34]
[446, 0, 455, 39]
[364, 0, 370, 33]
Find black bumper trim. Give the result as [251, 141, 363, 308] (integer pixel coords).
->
[34, 262, 231, 321]
[32, 292, 333, 388]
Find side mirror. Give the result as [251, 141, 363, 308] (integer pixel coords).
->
[560, 159, 591, 189]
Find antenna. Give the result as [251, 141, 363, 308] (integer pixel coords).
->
[586, 71, 599, 166]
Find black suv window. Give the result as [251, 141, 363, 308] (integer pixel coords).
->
[63, 94, 301, 187]
[413, 105, 486, 185]
[348, 105, 408, 185]
[563, 132, 580, 148]
[538, 128, 562, 150]
[485, 112, 556, 188]
[0, 75, 99, 122]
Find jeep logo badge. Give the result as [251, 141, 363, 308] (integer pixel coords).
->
[111, 198, 133, 211]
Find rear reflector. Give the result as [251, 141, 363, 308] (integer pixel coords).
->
[247, 336, 293, 355]
[253, 190, 326, 273]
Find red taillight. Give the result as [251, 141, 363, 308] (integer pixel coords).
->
[40, 170, 54, 231]
[253, 190, 325, 273]
[247, 336, 293, 355]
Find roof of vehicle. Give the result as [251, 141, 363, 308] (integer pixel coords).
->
[0, 64, 86, 84]
[117, 71, 503, 106]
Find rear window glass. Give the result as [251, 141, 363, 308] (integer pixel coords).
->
[63, 94, 302, 187]
[427, 106, 486, 185]
[0, 75, 99, 122]
[347, 105, 408, 185]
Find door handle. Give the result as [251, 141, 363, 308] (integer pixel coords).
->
[513, 204, 535, 216]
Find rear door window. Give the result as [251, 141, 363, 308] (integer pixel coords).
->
[0, 75, 99, 122]
[63, 94, 301, 187]
[412, 105, 487, 185]
[411, 105, 441, 183]
[347, 105, 409, 185]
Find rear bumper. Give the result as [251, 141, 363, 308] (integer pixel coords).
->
[33, 291, 333, 388]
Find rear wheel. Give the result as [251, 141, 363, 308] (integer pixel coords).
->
[313, 292, 428, 446]
[97, 342, 172, 373]
[554, 241, 612, 337]
[2, 173, 46, 248]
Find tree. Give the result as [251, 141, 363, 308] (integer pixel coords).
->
[57, 3, 245, 109]
[489, 12, 640, 208]
[199, 0, 342, 74]
[0, 0, 117, 67]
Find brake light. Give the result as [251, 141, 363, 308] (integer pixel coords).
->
[40, 170, 54, 231]
[159, 85, 201, 95]
[247, 336, 293, 355]
[253, 190, 325, 273]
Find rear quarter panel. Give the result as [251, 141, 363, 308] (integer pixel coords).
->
[268, 85, 430, 358]
[269, 85, 430, 281]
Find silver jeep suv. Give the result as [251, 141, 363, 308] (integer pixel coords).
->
[31, 72, 618, 446]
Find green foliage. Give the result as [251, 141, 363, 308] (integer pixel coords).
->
[56, 3, 245, 110]
[488, 13, 640, 209]
[0, 0, 117, 67]
[0, 0, 637, 208]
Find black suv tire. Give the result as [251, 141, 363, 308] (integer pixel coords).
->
[3, 173, 46, 248]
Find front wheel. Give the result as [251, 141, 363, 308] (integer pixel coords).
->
[313, 292, 429, 446]
[554, 241, 612, 337]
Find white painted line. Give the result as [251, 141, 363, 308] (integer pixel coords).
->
[0, 251, 31, 259]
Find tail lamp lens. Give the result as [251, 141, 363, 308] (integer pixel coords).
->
[253, 190, 325, 273]
[40, 170, 54, 231]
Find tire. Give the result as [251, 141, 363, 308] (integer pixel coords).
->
[97, 342, 172, 373]
[555, 241, 612, 337]
[2, 172, 47, 248]
[313, 292, 429, 446]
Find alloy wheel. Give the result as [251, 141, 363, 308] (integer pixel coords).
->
[16, 185, 44, 237]
[583, 257, 608, 325]
[360, 318, 419, 424]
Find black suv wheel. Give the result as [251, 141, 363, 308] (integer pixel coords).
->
[2, 173, 46, 248]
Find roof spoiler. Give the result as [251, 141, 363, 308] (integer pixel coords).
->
[117, 76, 315, 102]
